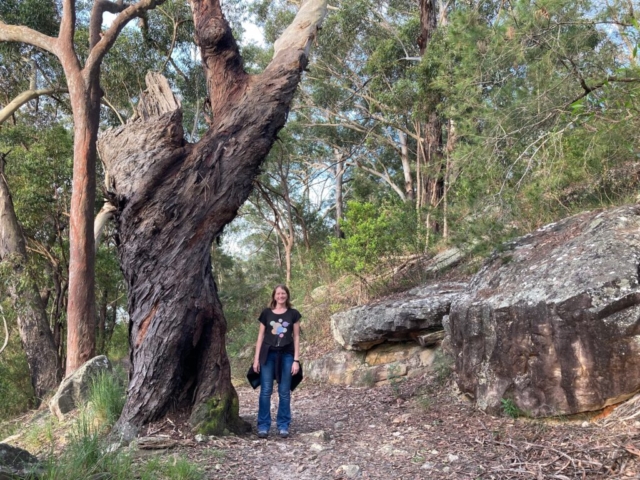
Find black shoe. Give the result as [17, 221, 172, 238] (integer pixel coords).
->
[257, 430, 268, 439]
[279, 430, 289, 438]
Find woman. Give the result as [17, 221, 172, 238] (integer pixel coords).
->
[252, 284, 301, 438]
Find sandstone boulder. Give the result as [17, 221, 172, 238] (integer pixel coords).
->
[307, 342, 438, 386]
[449, 205, 640, 416]
[331, 282, 467, 350]
[49, 355, 112, 420]
[0, 443, 40, 479]
[306, 349, 366, 385]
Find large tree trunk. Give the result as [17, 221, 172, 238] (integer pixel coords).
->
[99, 0, 327, 437]
[0, 154, 61, 402]
[418, 0, 438, 53]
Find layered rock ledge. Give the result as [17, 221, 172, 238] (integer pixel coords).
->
[331, 282, 467, 351]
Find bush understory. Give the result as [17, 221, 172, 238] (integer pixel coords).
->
[3, 366, 204, 479]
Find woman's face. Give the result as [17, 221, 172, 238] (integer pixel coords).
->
[274, 287, 288, 305]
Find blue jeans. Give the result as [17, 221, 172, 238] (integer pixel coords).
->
[258, 350, 293, 432]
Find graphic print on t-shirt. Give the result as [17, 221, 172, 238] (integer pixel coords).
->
[270, 319, 290, 338]
[259, 308, 301, 348]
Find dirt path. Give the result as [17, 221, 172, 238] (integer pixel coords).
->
[150, 374, 640, 479]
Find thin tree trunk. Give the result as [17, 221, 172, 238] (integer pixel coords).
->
[334, 148, 345, 238]
[282, 167, 295, 285]
[284, 242, 293, 286]
[0, 0, 169, 377]
[65, 79, 100, 374]
[418, 0, 438, 52]
[418, 0, 445, 235]
[100, 0, 327, 437]
[424, 112, 444, 209]
[398, 131, 414, 202]
[415, 122, 422, 209]
[299, 212, 311, 252]
[443, 119, 456, 239]
[98, 288, 108, 354]
[0, 154, 61, 402]
[275, 238, 283, 268]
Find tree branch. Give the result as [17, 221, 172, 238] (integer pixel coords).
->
[101, 96, 125, 125]
[0, 22, 58, 55]
[0, 306, 8, 355]
[94, 202, 117, 248]
[58, 0, 77, 60]
[85, 0, 167, 81]
[272, 0, 327, 58]
[261, 0, 328, 83]
[90, 0, 129, 50]
[349, 160, 406, 201]
[0, 88, 68, 125]
[190, 0, 248, 118]
[569, 76, 640, 106]
[255, 182, 289, 245]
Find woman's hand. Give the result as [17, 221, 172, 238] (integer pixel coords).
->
[291, 361, 300, 375]
[253, 359, 260, 373]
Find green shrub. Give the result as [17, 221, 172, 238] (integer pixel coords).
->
[501, 398, 524, 419]
[0, 321, 35, 424]
[327, 201, 421, 276]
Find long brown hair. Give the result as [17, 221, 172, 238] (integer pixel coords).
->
[269, 284, 292, 309]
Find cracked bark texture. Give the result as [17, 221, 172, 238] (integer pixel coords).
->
[449, 205, 640, 417]
[98, 0, 327, 434]
[0, 156, 61, 402]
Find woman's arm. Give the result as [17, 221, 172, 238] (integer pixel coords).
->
[291, 322, 301, 375]
[253, 323, 266, 373]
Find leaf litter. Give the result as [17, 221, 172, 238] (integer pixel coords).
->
[140, 373, 640, 479]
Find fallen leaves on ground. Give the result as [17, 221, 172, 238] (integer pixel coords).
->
[141, 374, 640, 479]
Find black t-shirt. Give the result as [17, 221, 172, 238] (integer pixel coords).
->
[258, 308, 302, 348]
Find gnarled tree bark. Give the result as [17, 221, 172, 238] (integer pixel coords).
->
[0, 153, 61, 402]
[98, 0, 327, 436]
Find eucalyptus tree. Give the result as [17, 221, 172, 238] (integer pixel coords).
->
[294, 0, 428, 207]
[415, 0, 448, 236]
[0, 0, 178, 375]
[96, 0, 328, 435]
[0, 1, 66, 397]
